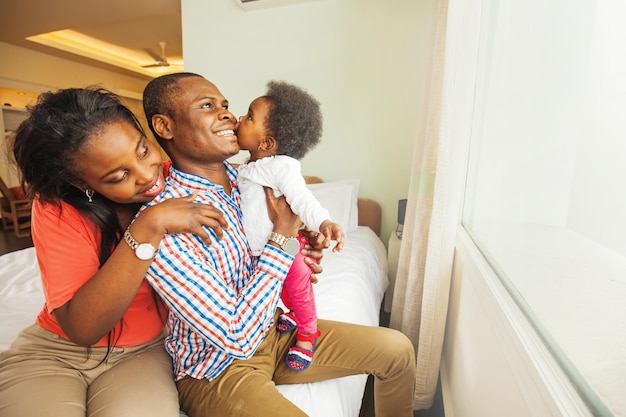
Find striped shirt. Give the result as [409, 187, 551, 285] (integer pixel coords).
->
[141, 163, 294, 381]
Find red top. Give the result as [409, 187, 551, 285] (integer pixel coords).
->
[31, 160, 172, 347]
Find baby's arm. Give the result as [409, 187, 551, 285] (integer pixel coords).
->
[319, 220, 344, 252]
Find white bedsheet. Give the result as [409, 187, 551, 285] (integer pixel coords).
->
[0, 226, 388, 417]
[0, 245, 42, 349]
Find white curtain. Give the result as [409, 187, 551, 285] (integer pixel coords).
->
[389, 0, 477, 409]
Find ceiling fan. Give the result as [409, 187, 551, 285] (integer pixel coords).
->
[142, 41, 172, 68]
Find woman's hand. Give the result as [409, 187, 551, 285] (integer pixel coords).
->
[136, 193, 228, 245]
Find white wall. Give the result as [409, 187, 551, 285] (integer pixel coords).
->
[181, 0, 437, 242]
[0, 41, 148, 99]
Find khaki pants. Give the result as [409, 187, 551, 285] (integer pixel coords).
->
[0, 324, 179, 417]
[177, 311, 416, 417]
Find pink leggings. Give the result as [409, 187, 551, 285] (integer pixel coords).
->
[280, 237, 317, 335]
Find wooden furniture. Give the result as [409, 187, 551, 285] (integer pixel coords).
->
[0, 176, 31, 238]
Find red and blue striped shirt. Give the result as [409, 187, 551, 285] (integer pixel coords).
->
[142, 163, 293, 381]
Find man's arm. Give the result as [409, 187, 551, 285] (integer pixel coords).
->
[146, 232, 293, 359]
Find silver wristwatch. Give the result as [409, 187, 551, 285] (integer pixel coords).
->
[268, 232, 299, 256]
[124, 228, 157, 260]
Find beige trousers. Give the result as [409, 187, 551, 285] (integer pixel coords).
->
[0, 324, 179, 417]
[177, 311, 416, 417]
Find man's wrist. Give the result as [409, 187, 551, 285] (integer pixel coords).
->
[268, 232, 299, 256]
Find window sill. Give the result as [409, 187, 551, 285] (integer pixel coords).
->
[464, 221, 625, 416]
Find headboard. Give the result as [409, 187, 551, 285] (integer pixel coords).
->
[304, 176, 381, 236]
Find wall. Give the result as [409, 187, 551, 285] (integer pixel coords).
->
[181, 0, 437, 242]
[0, 41, 148, 98]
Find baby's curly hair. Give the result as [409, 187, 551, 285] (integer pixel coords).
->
[264, 80, 323, 160]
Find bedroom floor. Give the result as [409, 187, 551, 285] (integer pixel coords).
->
[359, 376, 445, 417]
[0, 228, 446, 417]
[357, 310, 446, 417]
[0, 227, 33, 256]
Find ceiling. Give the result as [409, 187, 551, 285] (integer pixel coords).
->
[0, 0, 183, 80]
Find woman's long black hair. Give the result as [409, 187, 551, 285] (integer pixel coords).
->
[12, 87, 146, 265]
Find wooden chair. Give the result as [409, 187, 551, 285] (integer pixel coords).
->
[0, 176, 32, 238]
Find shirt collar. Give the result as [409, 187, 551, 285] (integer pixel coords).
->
[168, 162, 238, 193]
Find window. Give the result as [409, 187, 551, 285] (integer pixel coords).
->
[461, 1, 626, 415]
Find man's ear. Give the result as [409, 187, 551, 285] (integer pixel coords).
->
[151, 114, 174, 140]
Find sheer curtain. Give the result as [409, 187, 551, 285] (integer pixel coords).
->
[389, 0, 480, 409]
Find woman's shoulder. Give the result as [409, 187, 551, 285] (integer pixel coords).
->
[33, 198, 75, 220]
[32, 198, 99, 236]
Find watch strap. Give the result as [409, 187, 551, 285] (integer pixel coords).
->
[124, 227, 139, 251]
[123, 227, 157, 260]
[268, 232, 299, 256]
[268, 231, 289, 249]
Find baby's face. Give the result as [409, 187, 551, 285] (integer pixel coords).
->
[236, 97, 274, 161]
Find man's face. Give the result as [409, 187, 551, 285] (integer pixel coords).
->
[167, 76, 239, 168]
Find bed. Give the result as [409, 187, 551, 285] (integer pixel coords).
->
[0, 178, 389, 417]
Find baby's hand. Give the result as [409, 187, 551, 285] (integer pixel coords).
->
[319, 220, 344, 253]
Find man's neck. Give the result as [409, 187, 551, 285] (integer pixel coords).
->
[173, 159, 231, 194]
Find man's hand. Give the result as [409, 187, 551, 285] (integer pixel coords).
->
[299, 227, 327, 284]
[264, 187, 302, 237]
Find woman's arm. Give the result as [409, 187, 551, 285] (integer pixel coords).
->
[51, 195, 227, 346]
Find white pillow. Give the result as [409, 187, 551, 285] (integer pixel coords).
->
[306, 179, 360, 233]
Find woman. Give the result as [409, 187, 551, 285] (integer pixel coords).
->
[0, 87, 317, 417]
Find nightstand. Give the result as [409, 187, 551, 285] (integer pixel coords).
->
[385, 232, 401, 313]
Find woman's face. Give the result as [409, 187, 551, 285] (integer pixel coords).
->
[75, 120, 166, 204]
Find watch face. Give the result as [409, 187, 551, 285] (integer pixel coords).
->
[135, 243, 156, 260]
[284, 238, 300, 257]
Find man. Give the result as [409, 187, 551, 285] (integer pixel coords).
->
[140, 72, 417, 417]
